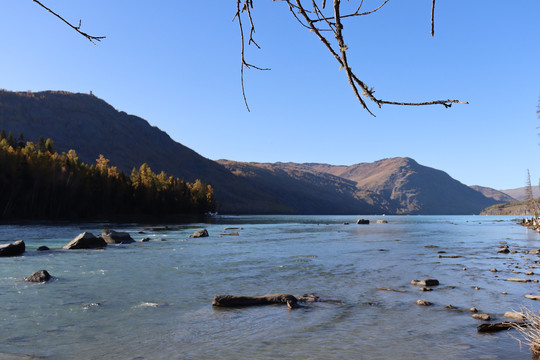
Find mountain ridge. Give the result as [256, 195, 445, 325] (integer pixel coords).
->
[0, 89, 503, 215]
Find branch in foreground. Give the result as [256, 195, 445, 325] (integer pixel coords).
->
[33, 0, 105, 45]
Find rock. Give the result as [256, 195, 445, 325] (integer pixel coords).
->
[0, 240, 25, 257]
[472, 313, 491, 321]
[424, 245, 439, 248]
[190, 229, 209, 238]
[356, 219, 370, 225]
[101, 229, 135, 244]
[377, 287, 407, 293]
[490, 268, 498, 272]
[140, 237, 151, 242]
[477, 322, 525, 333]
[376, 220, 388, 224]
[25, 270, 51, 283]
[224, 227, 243, 231]
[223, 232, 239, 236]
[419, 287, 432, 292]
[342, 222, 349, 225]
[525, 295, 540, 301]
[63, 232, 107, 249]
[411, 279, 439, 287]
[504, 278, 530, 283]
[504, 311, 525, 321]
[470, 307, 479, 313]
[526, 271, 535, 275]
[416, 299, 432, 306]
[37, 246, 50, 251]
[498, 247, 510, 254]
[529, 249, 540, 255]
[212, 294, 298, 309]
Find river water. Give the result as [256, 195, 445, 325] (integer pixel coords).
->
[1, 215, 540, 359]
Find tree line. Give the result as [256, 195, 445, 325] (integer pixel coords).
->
[0, 130, 216, 220]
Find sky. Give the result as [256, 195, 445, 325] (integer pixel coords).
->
[1, 1, 539, 190]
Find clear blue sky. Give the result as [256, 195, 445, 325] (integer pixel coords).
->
[1, 1, 539, 190]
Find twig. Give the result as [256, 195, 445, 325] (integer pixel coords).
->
[431, 0, 436, 37]
[32, 0, 105, 45]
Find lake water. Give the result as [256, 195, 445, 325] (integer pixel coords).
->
[2, 215, 540, 360]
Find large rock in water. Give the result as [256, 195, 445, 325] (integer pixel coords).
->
[63, 232, 107, 249]
[190, 229, 209, 238]
[101, 230, 135, 244]
[25, 270, 51, 283]
[212, 294, 298, 308]
[0, 240, 25, 257]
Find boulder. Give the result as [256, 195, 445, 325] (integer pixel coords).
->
[356, 219, 370, 225]
[190, 229, 209, 238]
[411, 279, 439, 287]
[0, 240, 25, 257]
[25, 270, 51, 283]
[101, 230, 135, 244]
[63, 232, 107, 249]
[525, 294, 540, 301]
[212, 293, 298, 309]
[477, 322, 525, 333]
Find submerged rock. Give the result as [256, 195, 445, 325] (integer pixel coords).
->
[25, 270, 51, 283]
[190, 229, 209, 238]
[101, 230, 135, 244]
[477, 322, 524, 333]
[212, 293, 298, 309]
[504, 278, 530, 283]
[37, 246, 50, 251]
[63, 232, 107, 250]
[0, 240, 25, 257]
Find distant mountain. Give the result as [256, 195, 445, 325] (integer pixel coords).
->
[295, 158, 499, 214]
[470, 185, 517, 203]
[0, 90, 502, 215]
[499, 186, 540, 202]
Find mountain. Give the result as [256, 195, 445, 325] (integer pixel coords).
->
[0, 90, 501, 215]
[470, 185, 517, 203]
[499, 186, 540, 202]
[0, 90, 263, 213]
[260, 158, 499, 214]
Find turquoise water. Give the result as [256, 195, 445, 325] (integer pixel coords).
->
[1, 215, 540, 359]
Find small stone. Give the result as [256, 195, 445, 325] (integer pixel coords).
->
[525, 294, 540, 301]
[411, 279, 439, 287]
[504, 311, 525, 321]
[445, 304, 455, 309]
[416, 299, 432, 306]
[490, 268, 498, 272]
[474, 286, 481, 290]
[190, 229, 209, 238]
[37, 246, 50, 251]
[419, 287, 432, 292]
[502, 292, 508, 295]
[472, 313, 491, 321]
[526, 271, 534, 276]
[505, 278, 530, 283]
[470, 307, 478, 313]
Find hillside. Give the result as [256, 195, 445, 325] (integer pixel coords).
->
[481, 198, 540, 216]
[0, 90, 502, 215]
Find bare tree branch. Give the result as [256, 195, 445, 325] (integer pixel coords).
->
[32, 0, 105, 45]
[237, 0, 467, 116]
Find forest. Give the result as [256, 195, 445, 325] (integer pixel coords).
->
[0, 130, 216, 220]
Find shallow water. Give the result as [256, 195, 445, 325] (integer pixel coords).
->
[1, 215, 540, 359]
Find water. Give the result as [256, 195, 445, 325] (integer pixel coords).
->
[1, 215, 540, 359]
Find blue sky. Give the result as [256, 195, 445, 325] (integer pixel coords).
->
[1, 1, 539, 190]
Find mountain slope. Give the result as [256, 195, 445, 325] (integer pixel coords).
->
[499, 186, 540, 202]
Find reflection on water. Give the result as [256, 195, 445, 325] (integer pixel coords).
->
[0, 215, 538, 359]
